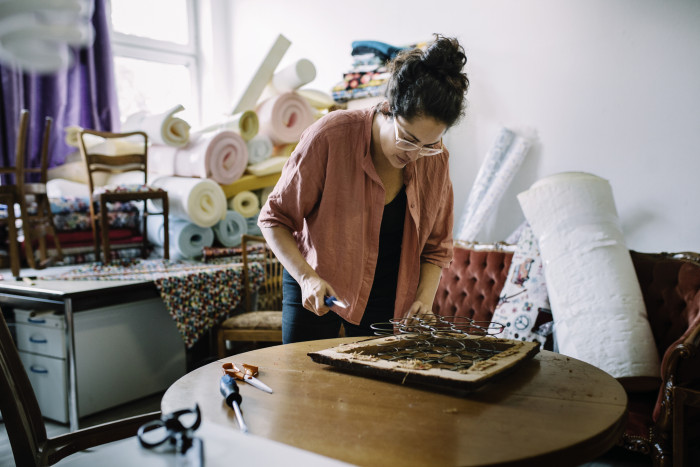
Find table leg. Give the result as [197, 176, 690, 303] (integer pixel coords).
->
[64, 297, 79, 431]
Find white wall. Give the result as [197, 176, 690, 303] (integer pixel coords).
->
[226, 0, 700, 252]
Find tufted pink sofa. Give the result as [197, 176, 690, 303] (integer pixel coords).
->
[432, 243, 700, 467]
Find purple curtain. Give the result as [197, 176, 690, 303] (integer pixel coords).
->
[0, 0, 119, 184]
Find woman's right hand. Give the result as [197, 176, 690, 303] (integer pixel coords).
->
[299, 273, 337, 316]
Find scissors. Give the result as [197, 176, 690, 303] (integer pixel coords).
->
[138, 404, 203, 467]
[222, 362, 273, 394]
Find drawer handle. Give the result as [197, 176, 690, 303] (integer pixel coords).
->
[28, 317, 47, 324]
[29, 336, 48, 344]
[30, 366, 49, 374]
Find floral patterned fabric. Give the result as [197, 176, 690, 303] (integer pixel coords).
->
[52, 211, 141, 231]
[93, 184, 164, 199]
[50, 197, 140, 214]
[44, 258, 264, 348]
[491, 224, 553, 346]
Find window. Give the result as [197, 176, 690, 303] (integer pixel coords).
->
[108, 0, 200, 126]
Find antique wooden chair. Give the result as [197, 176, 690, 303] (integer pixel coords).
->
[77, 129, 169, 263]
[0, 109, 63, 273]
[0, 192, 20, 278]
[216, 234, 283, 357]
[0, 309, 160, 466]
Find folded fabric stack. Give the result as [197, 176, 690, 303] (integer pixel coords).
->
[43, 196, 145, 265]
[332, 40, 412, 103]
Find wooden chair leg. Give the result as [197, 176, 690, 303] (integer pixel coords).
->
[17, 196, 37, 270]
[4, 197, 21, 277]
[162, 195, 169, 260]
[217, 330, 227, 359]
[100, 200, 110, 263]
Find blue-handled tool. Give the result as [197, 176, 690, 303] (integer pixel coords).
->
[325, 296, 348, 308]
[220, 374, 249, 433]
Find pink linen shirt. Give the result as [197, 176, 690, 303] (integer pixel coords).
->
[258, 106, 454, 324]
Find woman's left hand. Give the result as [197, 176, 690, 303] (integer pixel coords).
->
[405, 300, 434, 320]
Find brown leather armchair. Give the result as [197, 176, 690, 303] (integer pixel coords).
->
[432, 243, 700, 467]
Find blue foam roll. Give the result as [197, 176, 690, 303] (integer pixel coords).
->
[213, 210, 248, 247]
[246, 213, 262, 236]
[147, 218, 214, 259]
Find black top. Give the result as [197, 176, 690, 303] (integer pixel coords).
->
[363, 185, 407, 322]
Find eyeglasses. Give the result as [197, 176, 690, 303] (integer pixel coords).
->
[393, 118, 443, 156]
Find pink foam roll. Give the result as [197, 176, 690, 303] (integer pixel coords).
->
[256, 92, 315, 145]
[173, 130, 249, 185]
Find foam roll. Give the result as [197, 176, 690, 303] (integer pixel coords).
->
[246, 134, 274, 165]
[229, 190, 260, 218]
[213, 210, 248, 247]
[122, 104, 191, 147]
[173, 130, 248, 185]
[256, 92, 315, 145]
[271, 58, 317, 93]
[517, 172, 660, 379]
[246, 213, 262, 236]
[150, 176, 227, 228]
[147, 218, 214, 259]
[197, 111, 259, 141]
[260, 186, 274, 206]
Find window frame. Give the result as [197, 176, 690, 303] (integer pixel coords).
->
[107, 0, 202, 125]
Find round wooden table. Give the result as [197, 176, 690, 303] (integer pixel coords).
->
[162, 338, 628, 467]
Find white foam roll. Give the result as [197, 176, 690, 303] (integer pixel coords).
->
[150, 176, 227, 228]
[271, 58, 317, 93]
[229, 190, 260, 218]
[212, 210, 248, 247]
[122, 104, 191, 147]
[147, 218, 214, 259]
[246, 134, 274, 165]
[517, 172, 660, 379]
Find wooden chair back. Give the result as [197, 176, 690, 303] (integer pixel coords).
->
[241, 234, 283, 312]
[0, 309, 161, 466]
[77, 129, 150, 194]
[76, 129, 169, 263]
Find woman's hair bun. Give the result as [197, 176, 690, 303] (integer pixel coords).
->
[422, 34, 468, 81]
[385, 34, 470, 127]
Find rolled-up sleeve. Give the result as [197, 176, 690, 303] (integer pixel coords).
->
[420, 162, 454, 268]
[258, 126, 328, 233]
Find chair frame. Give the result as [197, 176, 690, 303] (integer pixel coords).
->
[0, 309, 160, 466]
[216, 234, 283, 357]
[0, 109, 63, 274]
[77, 129, 169, 263]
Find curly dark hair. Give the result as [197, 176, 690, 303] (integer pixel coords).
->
[384, 34, 469, 128]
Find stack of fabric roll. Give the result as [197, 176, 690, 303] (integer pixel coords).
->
[38, 179, 147, 265]
[49, 50, 340, 263]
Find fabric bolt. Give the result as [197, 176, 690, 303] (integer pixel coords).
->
[258, 106, 454, 325]
[49, 196, 140, 214]
[491, 224, 552, 345]
[44, 258, 264, 348]
[52, 211, 140, 231]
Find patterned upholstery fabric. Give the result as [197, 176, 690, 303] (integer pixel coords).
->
[92, 184, 164, 199]
[221, 311, 283, 330]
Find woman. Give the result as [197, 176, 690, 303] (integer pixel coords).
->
[258, 34, 469, 343]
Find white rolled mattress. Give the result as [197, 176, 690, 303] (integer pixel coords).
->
[517, 172, 659, 379]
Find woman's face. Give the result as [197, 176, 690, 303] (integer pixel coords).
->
[378, 113, 447, 169]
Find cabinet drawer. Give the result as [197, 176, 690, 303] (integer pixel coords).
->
[15, 323, 66, 358]
[19, 351, 68, 423]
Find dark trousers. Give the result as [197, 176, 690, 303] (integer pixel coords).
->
[282, 269, 393, 344]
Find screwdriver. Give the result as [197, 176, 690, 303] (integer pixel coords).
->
[219, 374, 249, 433]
